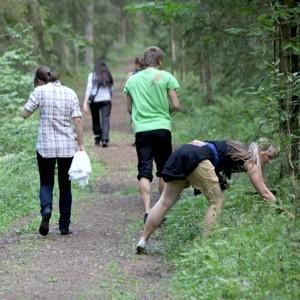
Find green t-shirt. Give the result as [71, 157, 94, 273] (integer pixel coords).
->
[123, 67, 180, 133]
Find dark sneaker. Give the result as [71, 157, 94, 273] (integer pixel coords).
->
[102, 141, 108, 148]
[39, 213, 51, 236]
[60, 228, 72, 235]
[144, 213, 148, 224]
[136, 239, 146, 255]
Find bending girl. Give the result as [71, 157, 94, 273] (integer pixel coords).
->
[136, 139, 278, 253]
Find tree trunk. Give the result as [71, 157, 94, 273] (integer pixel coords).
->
[289, 3, 300, 216]
[276, 0, 300, 216]
[60, 40, 71, 74]
[27, 0, 45, 58]
[290, 16, 300, 178]
[85, 0, 94, 70]
[204, 49, 214, 104]
[277, 1, 299, 175]
[180, 40, 186, 84]
[170, 18, 177, 77]
[73, 13, 81, 70]
[74, 46, 79, 70]
[121, 16, 127, 45]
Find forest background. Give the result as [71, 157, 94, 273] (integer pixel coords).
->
[0, 0, 299, 299]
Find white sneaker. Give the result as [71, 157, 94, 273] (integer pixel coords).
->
[136, 239, 146, 254]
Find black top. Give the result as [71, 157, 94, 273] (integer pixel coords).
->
[161, 140, 245, 182]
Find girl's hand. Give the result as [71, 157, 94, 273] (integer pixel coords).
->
[77, 145, 85, 151]
[83, 102, 89, 113]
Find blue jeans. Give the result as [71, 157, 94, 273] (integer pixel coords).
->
[37, 152, 73, 230]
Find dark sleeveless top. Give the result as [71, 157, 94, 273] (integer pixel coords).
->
[161, 140, 245, 182]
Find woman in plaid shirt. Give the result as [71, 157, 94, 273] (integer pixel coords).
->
[22, 66, 84, 236]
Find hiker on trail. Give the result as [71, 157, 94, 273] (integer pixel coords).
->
[127, 56, 145, 80]
[136, 138, 278, 254]
[124, 46, 181, 224]
[127, 56, 145, 147]
[22, 66, 84, 236]
[83, 59, 113, 147]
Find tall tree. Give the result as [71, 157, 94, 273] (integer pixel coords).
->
[85, 0, 94, 69]
[273, 0, 300, 215]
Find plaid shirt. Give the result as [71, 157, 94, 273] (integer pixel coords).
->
[24, 81, 82, 158]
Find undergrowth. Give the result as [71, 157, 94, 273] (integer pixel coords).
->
[163, 185, 299, 299]
[162, 83, 299, 299]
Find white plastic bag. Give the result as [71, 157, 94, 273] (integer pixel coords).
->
[68, 151, 92, 187]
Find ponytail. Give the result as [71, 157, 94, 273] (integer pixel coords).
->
[34, 66, 58, 86]
[47, 70, 58, 82]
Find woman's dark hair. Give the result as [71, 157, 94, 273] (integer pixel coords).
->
[34, 66, 58, 87]
[93, 59, 113, 87]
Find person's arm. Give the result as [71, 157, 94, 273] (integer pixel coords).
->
[83, 73, 93, 113]
[22, 87, 40, 119]
[21, 109, 33, 119]
[168, 89, 181, 112]
[127, 94, 132, 115]
[83, 95, 89, 113]
[73, 117, 84, 151]
[244, 160, 276, 202]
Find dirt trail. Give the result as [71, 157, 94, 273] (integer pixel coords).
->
[0, 60, 173, 299]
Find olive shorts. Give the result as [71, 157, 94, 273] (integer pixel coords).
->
[187, 160, 223, 203]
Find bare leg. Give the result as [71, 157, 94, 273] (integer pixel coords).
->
[158, 177, 165, 195]
[187, 160, 225, 239]
[138, 177, 151, 213]
[202, 184, 224, 239]
[139, 181, 186, 245]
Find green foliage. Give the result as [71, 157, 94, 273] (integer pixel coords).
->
[162, 183, 299, 299]
[0, 31, 40, 232]
[173, 87, 263, 144]
[125, 0, 192, 18]
[0, 25, 37, 155]
[167, 70, 298, 298]
[0, 153, 39, 233]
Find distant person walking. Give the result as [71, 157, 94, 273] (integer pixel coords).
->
[136, 139, 278, 254]
[127, 56, 144, 80]
[22, 66, 84, 236]
[127, 56, 145, 147]
[124, 46, 181, 223]
[83, 59, 113, 147]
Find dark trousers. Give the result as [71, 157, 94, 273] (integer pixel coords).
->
[135, 129, 172, 182]
[89, 101, 112, 142]
[37, 152, 73, 230]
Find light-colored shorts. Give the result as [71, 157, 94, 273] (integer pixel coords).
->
[187, 159, 220, 201]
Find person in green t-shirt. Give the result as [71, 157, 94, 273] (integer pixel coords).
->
[124, 46, 181, 223]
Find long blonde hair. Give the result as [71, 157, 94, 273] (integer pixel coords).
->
[227, 138, 278, 169]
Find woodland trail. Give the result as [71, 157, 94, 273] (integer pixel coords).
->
[0, 60, 173, 300]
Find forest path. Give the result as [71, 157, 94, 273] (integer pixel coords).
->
[0, 59, 173, 299]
